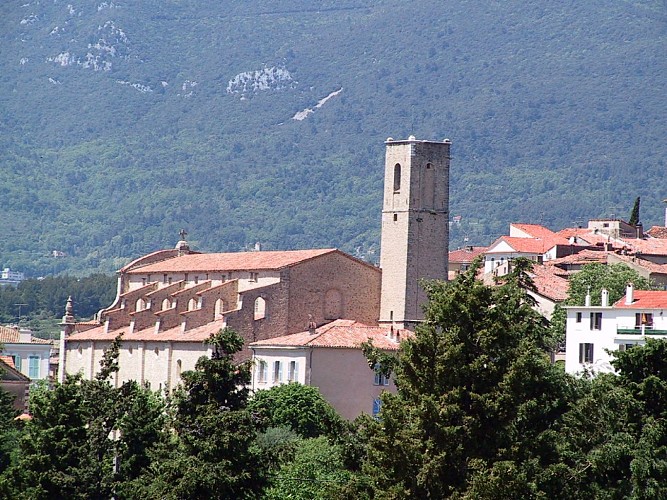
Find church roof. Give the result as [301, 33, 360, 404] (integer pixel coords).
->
[126, 249, 341, 274]
[66, 319, 227, 342]
[250, 319, 409, 351]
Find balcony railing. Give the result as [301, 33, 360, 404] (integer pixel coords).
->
[617, 328, 667, 336]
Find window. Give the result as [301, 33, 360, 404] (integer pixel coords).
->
[250, 272, 259, 282]
[215, 299, 225, 320]
[28, 356, 39, 379]
[168, 277, 172, 285]
[618, 343, 636, 352]
[257, 360, 268, 384]
[254, 297, 266, 320]
[372, 398, 382, 418]
[273, 361, 283, 383]
[635, 313, 654, 329]
[393, 163, 401, 192]
[373, 364, 390, 386]
[579, 343, 594, 363]
[162, 298, 170, 310]
[194, 276, 199, 284]
[590, 312, 602, 330]
[11, 355, 21, 372]
[288, 361, 299, 382]
[163, 274, 168, 284]
[142, 278, 146, 286]
[393, 213, 398, 222]
[188, 298, 198, 311]
[576, 312, 582, 323]
[176, 359, 182, 378]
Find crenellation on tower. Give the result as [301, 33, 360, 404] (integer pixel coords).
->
[379, 137, 450, 330]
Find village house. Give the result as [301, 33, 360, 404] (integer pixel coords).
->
[564, 284, 667, 374]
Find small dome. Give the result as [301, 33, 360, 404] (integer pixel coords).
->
[408, 135, 416, 141]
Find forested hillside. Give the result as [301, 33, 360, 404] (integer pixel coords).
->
[1, 0, 665, 276]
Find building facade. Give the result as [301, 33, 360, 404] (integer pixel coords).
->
[565, 284, 667, 374]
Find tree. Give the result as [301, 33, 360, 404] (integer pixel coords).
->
[360, 260, 577, 498]
[629, 196, 641, 226]
[248, 383, 345, 439]
[264, 436, 353, 500]
[136, 328, 266, 499]
[558, 340, 667, 498]
[4, 335, 166, 499]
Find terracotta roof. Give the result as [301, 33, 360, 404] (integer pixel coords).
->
[487, 236, 563, 255]
[511, 223, 558, 240]
[646, 226, 667, 239]
[66, 319, 227, 342]
[0, 356, 15, 370]
[126, 249, 340, 274]
[0, 326, 52, 344]
[548, 249, 609, 266]
[610, 254, 667, 274]
[556, 228, 614, 246]
[613, 291, 667, 309]
[528, 265, 570, 302]
[449, 246, 487, 263]
[250, 319, 409, 351]
[617, 237, 667, 256]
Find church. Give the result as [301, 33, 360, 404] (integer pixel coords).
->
[60, 136, 451, 407]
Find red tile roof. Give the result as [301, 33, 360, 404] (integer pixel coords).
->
[449, 246, 487, 263]
[66, 319, 227, 342]
[126, 249, 341, 274]
[647, 226, 667, 239]
[511, 223, 558, 240]
[0, 326, 52, 344]
[617, 237, 667, 256]
[549, 249, 609, 266]
[614, 291, 667, 309]
[0, 356, 15, 369]
[528, 265, 570, 302]
[488, 236, 562, 254]
[610, 254, 667, 275]
[250, 319, 409, 351]
[556, 228, 614, 246]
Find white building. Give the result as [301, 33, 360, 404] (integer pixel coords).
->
[564, 284, 667, 374]
[0, 326, 52, 381]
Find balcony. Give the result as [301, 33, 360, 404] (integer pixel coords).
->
[617, 327, 667, 336]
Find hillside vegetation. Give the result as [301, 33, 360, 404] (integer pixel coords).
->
[1, 0, 665, 276]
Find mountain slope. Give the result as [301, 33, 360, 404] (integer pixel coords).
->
[1, 0, 665, 275]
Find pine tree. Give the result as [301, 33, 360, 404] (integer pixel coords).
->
[137, 328, 267, 499]
[361, 260, 577, 498]
[629, 196, 641, 226]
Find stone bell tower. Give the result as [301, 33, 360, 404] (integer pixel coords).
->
[379, 136, 450, 330]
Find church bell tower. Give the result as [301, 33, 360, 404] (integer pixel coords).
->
[379, 136, 450, 330]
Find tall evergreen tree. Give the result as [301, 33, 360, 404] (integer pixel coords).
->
[361, 260, 578, 498]
[136, 328, 266, 499]
[629, 196, 641, 226]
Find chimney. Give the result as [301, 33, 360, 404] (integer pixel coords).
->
[19, 328, 32, 343]
[625, 283, 635, 305]
[601, 289, 609, 307]
[585, 288, 591, 307]
[307, 314, 317, 335]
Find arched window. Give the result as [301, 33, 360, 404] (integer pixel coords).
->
[421, 162, 435, 208]
[393, 163, 401, 192]
[162, 298, 171, 310]
[176, 359, 182, 378]
[188, 298, 197, 311]
[215, 298, 225, 319]
[135, 298, 146, 312]
[254, 297, 266, 320]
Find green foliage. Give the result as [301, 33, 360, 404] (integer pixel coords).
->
[137, 328, 266, 499]
[1, 1, 666, 275]
[0, 274, 116, 324]
[264, 436, 353, 500]
[248, 383, 345, 439]
[629, 196, 641, 226]
[558, 340, 667, 498]
[3, 337, 166, 499]
[360, 262, 577, 498]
